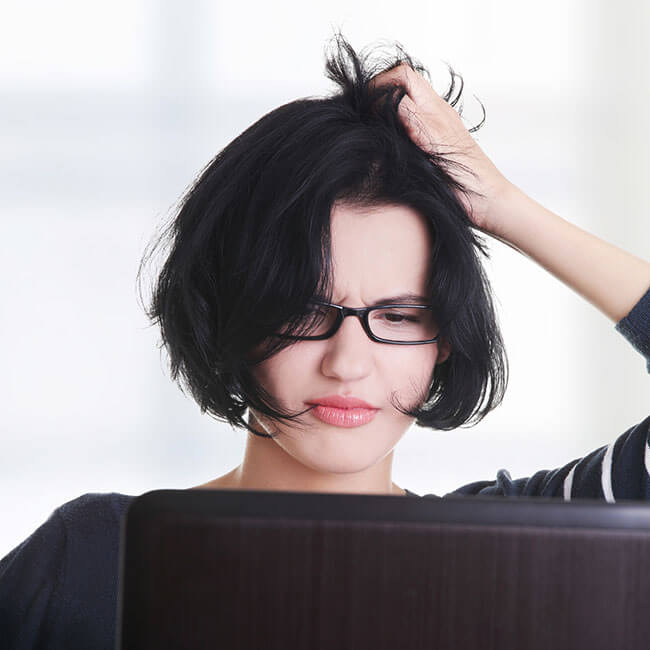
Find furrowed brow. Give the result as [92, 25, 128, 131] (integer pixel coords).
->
[314, 292, 430, 306]
[368, 293, 430, 306]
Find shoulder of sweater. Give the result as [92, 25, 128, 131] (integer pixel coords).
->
[56, 492, 138, 534]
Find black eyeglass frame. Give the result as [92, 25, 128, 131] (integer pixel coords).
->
[274, 300, 441, 345]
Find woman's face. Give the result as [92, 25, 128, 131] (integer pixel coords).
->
[250, 201, 451, 475]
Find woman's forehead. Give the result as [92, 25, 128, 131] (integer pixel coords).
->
[330, 200, 432, 243]
[322, 205, 432, 306]
[328, 201, 433, 292]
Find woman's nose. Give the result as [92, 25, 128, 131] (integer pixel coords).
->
[319, 315, 374, 380]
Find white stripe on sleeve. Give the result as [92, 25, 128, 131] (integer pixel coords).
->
[601, 442, 616, 503]
[563, 461, 578, 501]
[645, 439, 650, 480]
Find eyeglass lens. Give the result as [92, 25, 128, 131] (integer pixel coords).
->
[298, 304, 438, 342]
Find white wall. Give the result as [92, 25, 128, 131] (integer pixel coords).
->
[2, 0, 649, 556]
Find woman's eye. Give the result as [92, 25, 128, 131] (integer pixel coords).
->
[381, 313, 419, 323]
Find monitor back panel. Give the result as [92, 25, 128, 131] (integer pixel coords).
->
[116, 489, 650, 650]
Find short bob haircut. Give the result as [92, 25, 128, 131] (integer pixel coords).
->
[138, 31, 508, 439]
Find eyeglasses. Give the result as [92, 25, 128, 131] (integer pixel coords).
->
[274, 300, 440, 345]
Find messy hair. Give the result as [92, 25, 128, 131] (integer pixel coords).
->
[137, 31, 508, 438]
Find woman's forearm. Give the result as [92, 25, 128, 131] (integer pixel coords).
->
[488, 182, 650, 324]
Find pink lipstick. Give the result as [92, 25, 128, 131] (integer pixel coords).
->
[306, 395, 379, 428]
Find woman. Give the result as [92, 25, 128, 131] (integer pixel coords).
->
[2, 33, 649, 649]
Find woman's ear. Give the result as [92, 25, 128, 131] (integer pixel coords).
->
[435, 337, 451, 365]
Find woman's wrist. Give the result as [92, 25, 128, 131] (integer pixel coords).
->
[482, 179, 528, 242]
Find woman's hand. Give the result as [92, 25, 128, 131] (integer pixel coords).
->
[369, 62, 511, 234]
[370, 63, 650, 323]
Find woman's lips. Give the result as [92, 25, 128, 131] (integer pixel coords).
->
[310, 404, 379, 427]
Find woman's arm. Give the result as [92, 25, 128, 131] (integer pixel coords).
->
[488, 182, 650, 323]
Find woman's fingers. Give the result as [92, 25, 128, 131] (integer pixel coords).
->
[369, 62, 440, 110]
[395, 92, 437, 156]
[369, 61, 510, 232]
[369, 62, 472, 158]
[370, 62, 461, 136]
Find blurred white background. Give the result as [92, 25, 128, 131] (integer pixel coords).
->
[2, 0, 649, 556]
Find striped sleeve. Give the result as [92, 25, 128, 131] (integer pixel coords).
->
[447, 284, 650, 501]
[446, 414, 650, 501]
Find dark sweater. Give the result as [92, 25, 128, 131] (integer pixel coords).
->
[2, 285, 649, 650]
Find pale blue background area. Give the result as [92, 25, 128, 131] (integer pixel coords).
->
[2, 0, 649, 556]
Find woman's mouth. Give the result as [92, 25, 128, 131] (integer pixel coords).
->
[309, 404, 379, 427]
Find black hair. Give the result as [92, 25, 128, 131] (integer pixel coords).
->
[137, 30, 508, 438]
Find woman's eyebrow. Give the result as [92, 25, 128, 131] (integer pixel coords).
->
[317, 293, 430, 306]
[369, 293, 430, 305]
